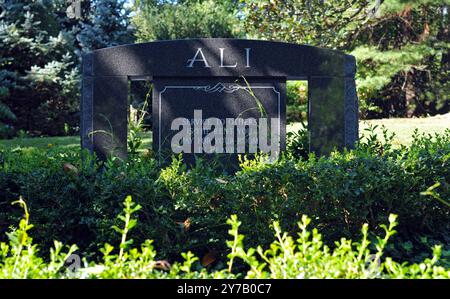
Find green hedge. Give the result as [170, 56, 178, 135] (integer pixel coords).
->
[0, 129, 449, 266]
[1, 196, 448, 278]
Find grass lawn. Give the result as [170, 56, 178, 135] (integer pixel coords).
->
[1, 115, 448, 150]
[289, 114, 449, 147]
[359, 114, 449, 146]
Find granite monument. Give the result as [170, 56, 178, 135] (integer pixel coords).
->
[81, 38, 358, 164]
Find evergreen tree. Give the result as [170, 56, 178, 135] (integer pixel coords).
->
[0, 57, 16, 137]
[0, 0, 134, 137]
[77, 0, 134, 52]
[242, 0, 449, 118]
[0, 0, 79, 136]
[351, 0, 449, 117]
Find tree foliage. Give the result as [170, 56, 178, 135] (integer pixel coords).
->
[242, 0, 373, 49]
[0, 0, 79, 137]
[352, 0, 449, 118]
[77, 0, 134, 53]
[0, 0, 134, 137]
[132, 0, 243, 41]
[242, 0, 449, 118]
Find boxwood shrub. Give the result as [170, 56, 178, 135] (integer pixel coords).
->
[0, 129, 448, 266]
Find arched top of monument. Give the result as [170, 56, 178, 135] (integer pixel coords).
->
[85, 38, 356, 79]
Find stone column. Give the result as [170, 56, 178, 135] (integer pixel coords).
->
[81, 54, 128, 160]
[81, 53, 93, 152]
[308, 55, 358, 155]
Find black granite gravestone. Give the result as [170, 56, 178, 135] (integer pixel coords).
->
[81, 38, 358, 163]
[153, 77, 285, 166]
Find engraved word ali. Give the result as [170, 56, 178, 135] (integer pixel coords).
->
[187, 48, 251, 68]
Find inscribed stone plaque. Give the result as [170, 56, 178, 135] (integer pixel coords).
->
[153, 78, 286, 167]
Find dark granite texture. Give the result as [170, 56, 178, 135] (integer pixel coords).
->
[308, 77, 345, 155]
[153, 78, 285, 167]
[91, 39, 354, 78]
[81, 53, 93, 152]
[80, 38, 359, 162]
[344, 78, 359, 148]
[92, 76, 128, 160]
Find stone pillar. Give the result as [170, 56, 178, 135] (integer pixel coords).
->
[81, 54, 128, 161]
[344, 56, 359, 149]
[308, 55, 358, 155]
[92, 76, 128, 160]
[81, 53, 93, 152]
